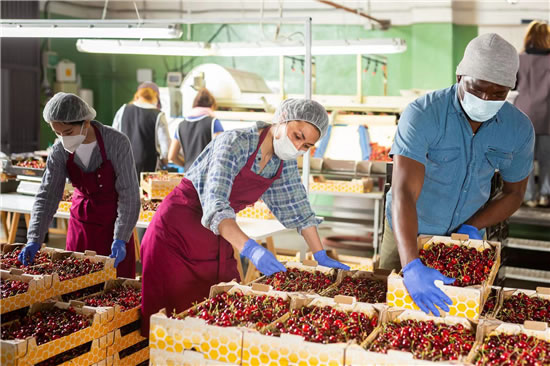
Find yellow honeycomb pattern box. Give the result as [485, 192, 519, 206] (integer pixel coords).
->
[150, 349, 236, 366]
[140, 171, 183, 200]
[467, 320, 550, 364]
[59, 336, 110, 366]
[77, 278, 142, 333]
[149, 282, 297, 365]
[0, 270, 50, 314]
[57, 201, 72, 213]
[345, 308, 477, 365]
[275, 248, 301, 264]
[236, 201, 274, 220]
[106, 329, 146, 356]
[0, 301, 111, 366]
[386, 234, 501, 320]
[310, 179, 364, 193]
[138, 210, 155, 223]
[242, 296, 380, 366]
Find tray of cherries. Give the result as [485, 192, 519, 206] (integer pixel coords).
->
[474, 329, 550, 365]
[322, 270, 388, 304]
[495, 289, 550, 325]
[6, 158, 46, 177]
[255, 261, 338, 294]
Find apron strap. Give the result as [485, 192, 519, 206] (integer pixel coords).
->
[92, 124, 108, 162]
[244, 127, 270, 169]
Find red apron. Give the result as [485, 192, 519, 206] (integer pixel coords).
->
[66, 124, 135, 278]
[140, 127, 283, 336]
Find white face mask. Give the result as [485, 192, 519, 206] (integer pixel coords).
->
[459, 81, 506, 122]
[273, 123, 306, 161]
[60, 124, 87, 153]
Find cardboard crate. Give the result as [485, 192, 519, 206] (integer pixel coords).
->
[480, 286, 502, 319]
[236, 201, 274, 220]
[106, 329, 146, 356]
[345, 308, 477, 365]
[275, 248, 301, 263]
[242, 295, 380, 366]
[50, 335, 110, 366]
[73, 278, 141, 333]
[0, 300, 111, 366]
[386, 234, 501, 320]
[138, 209, 155, 223]
[0, 269, 50, 314]
[37, 249, 117, 299]
[95, 346, 149, 366]
[494, 286, 550, 324]
[251, 260, 338, 294]
[468, 320, 550, 364]
[149, 282, 297, 365]
[310, 179, 365, 194]
[321, 269, 390, 305]
[150, 349, 235, 365]
[306, 251, 378, 272]
[0, 243, 53, 271]
[140, 171, 183, 200]
[57, 201, 72, 213]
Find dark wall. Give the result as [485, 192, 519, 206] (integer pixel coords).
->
[1, 1, 41, 154]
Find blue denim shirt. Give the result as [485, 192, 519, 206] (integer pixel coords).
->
[386, 84, 534, 235]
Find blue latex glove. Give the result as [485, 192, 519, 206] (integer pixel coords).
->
[313, 250, 351, 270]
[456, 224, 482, 240]
[109, 239, 127, 268]
[18, 242, 41, 266]
[403, 258, 455, 316]
[241, 239, 286, 276]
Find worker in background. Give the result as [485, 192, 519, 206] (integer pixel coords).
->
[140, 99, 349, 336]
[168, 88, 224, 170]
[113, 82, 171, 179]
[381, 34, 534, 316]
[19, 93, 140, 278]
[514, 21, 550, 208]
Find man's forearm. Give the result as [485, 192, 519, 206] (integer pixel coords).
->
[466, 190, 524, 230]
[393, 192, 421, 268]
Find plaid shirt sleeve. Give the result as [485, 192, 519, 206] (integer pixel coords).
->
[188, 129, 250, 235]
[261, 159, 321, 232]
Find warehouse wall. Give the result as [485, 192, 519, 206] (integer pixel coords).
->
[39, 17, 478, 148]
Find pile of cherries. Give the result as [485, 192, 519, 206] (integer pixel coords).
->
[1, 307, 91, 345]
[496, 292, 550, 324]
[267, 305, 378, 344]
[481, 287, 499, 317]
[324, 276, 387, 303]
[368, 319, 475, 361]
[1, 279, 30, 298]
[260, 268, 336, 293]
[84, 286, 141, 311]
[25, 257, 104, 281]
[419, 243, 495, 287]
[1, 249, 51, 269]
[475, 333, 550, 366]
[141, 199, 162, 211]
[15, 158, 46, 169]
[183, 291, 290, 329]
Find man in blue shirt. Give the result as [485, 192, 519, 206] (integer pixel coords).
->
[381, 33, 535, 316]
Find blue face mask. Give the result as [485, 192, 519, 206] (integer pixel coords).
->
[459, 82, 506, 122]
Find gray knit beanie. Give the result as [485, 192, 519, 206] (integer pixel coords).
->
[456, 33, 519, 88]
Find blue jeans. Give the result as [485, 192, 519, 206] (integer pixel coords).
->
[525, 135, 550, 201]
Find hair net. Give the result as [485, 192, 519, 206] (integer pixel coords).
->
[137, 81, 161, 108]
[43, 92, 97, 123]
[273, 98, 329, 138]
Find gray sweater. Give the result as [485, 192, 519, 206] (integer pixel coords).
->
[514, 49, 550, 135]
[27, 121, 140, 244]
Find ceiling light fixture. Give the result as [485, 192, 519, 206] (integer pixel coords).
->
[76, 38, 407, 56]
[0, 20, 182, 39]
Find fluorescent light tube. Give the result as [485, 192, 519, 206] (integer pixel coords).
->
[76, 38, 407, 56]
[0, 23, 182, 39]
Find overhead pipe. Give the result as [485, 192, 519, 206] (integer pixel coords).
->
[315, 0, 391, 30]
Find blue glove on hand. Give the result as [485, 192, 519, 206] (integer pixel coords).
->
[241, 239, 286, 276]
[313, 250, 351, 270]
[109, 239, 127, 268]
[18, 242, 41, 266]
[456, 224, 482, 240]
[403, 258, 455, 316]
